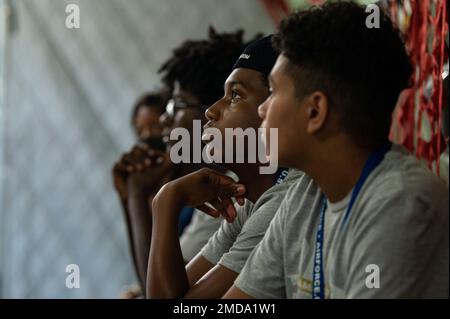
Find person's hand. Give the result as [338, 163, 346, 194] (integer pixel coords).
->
[112, 144, 173, 201]
[112, 156, 131, 202]
[127, 149, 174, 196]
[157, 168, 246, 223]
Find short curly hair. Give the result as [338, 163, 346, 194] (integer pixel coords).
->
[273, 1, 413, 148]
[130, 90, 169, 128]
[159, 27, 248, 107]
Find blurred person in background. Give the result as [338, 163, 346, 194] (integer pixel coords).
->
[132, 91, 169, 146]
[113, 27, 247, 297]
[113, 90, 170, 298]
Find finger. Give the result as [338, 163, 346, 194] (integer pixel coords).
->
[198, 170, 246, 204]
[135, 163, 144, 171]
[128, 146, 163, 171]
[141, 146, 166, 160]
[152, 149, 168, 158]
[156, 152, 174, 170]
[208, 198, 228, 220]
[130, 146, 150, 163]
[216, 204, 234, 223]
[207, 169, 239, 186]
[215, 184, 246, 200]
[206, 171, 246, 193]
[196, 204, 221, 218]
[113, 161, 127, 174]
[147, 149, 157, 158]
[135, 143, 160, 159]
[116, 150, 149, 173]
[122, 154, 136, 167]
[112, 164, 128, 180]
[144, 158, 152, 167]
[115, 153, 133, 170]
[220, 197, 237, 222]
[134, 145, 169, 165]
[136, 142, 150, 151]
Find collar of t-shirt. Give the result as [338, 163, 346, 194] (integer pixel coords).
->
[326, 189, 353, 214]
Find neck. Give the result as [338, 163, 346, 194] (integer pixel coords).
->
[232, 164, 275, 203]
[305, 142, 375, 203]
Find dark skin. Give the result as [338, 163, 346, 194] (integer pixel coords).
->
[113, 104, 165, 204]
[113, 105, 168, 295]
[147, 68, 276, 299]
[134, 106, 164, 140]
[224, 54, 378, 298]
[112, 87, 206, 295]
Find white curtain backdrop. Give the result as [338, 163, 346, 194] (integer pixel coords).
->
[0, 0, 273, 298]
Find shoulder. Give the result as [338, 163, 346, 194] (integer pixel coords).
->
[363, 144, 447, 205]
[259, 172, 322, 237]
[247, 169, 305, 218]
[283, 172, 322, 214]
[355, 144, 448, 229]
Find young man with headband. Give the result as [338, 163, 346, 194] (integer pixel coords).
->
[112, 28, 246, 295]
[147, 36, 303, 298]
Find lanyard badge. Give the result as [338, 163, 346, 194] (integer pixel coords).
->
[312, 142, 392, 299]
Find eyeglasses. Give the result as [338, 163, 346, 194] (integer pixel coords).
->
[165, 98, 209, 118]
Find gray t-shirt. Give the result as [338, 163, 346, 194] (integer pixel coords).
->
[200, 169, 304, 274]
[180, 210, 224, 262]
[236, 145, 449, 298]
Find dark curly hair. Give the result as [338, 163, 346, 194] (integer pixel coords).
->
[159, 27, 248, 107]
[131, 89, 169, 127]
[273, 1, 413, 148]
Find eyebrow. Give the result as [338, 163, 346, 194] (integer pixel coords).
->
[224, 80, 248, 90]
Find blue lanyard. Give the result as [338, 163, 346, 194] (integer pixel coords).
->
[312, 142, 392, 299]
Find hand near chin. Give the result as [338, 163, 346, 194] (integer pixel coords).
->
[156, 168, 246, 223]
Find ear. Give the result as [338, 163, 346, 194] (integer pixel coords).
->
[304, 91, 328, 135]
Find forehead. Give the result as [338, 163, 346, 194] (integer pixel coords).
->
[270, 54, 290, 80]
[225, 68, 265, 91]
[137, 106, 161, 117]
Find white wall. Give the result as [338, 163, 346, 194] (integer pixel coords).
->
[0, 0, 273, 298]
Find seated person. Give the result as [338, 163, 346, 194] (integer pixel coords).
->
[225, 2, 448, 299]
[147, 36, 303, 299]
[113, 91, 168, 299]
[113, 28, 247, 296]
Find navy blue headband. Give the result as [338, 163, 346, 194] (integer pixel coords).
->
[232, 35, 278, 77]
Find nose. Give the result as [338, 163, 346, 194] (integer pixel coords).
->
[258, 99, 268, 120]
[204, 100, 222, 122]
